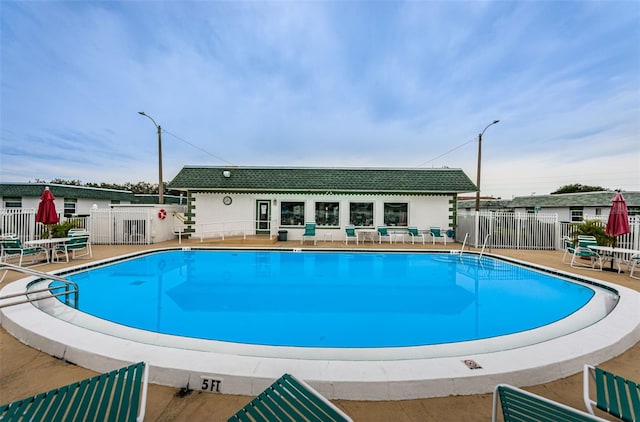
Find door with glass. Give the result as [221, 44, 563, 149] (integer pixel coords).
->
[256, 200, 271, 235]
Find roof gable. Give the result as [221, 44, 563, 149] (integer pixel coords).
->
[168, 166, 477, 194]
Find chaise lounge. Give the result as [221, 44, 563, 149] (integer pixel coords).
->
[0, 361, 149, 422]
[492, 383, 607, 421]
[583, 364, 639, 422]
[228, 373, 352, 422]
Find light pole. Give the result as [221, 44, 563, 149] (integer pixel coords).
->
[475, 119, 500, 212]
[138, 111, 164, 205]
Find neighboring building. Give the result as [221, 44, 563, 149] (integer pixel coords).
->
[0, 183, 184, 216]
[457, 197, 512, 212]
[168, 166, 477, 242]
[509, 191, 640, 222]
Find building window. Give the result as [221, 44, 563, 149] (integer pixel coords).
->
[3, 197, 22, 208]
[64, 198, 77, 217]
[315, 202, 339, 227]
[570, 207, 583, 222]
[628, 207, 639, 217]
[595, 208, 602, 216]
[281, 202, 305, 226]
[384, 203, 408, 226]
[349, 202, 373, 227]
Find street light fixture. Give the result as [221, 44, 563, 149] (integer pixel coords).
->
[475, 119, 500, 212]
[138, 111, 164, 205]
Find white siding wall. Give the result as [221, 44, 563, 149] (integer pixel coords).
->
[192, 192, 453, 241]
[5, 196, 126, 216]
[513, 206, 611, 222]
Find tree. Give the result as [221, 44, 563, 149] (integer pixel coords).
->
[551, 184, 607, 194]
[37, 179, 178, 196]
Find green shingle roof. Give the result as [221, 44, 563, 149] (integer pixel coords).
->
[509, 191, 640, 208]
[168, 166, 477, 194]
[0, 183, 185, 205]
[0, 183, 135, 201]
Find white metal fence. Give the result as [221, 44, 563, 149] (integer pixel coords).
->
[457, 211, 640, 251]
[4, 207, 639, 250]
[0, 208, 151, 245]
[89, 208, 152, 245]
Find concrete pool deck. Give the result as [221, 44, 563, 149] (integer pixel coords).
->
[1, 238, 639, 420]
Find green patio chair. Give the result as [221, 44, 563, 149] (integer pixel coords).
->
[344, 225, 358, 245]
[0, 234, 48, 266]
[570, 239, 603, 270]
[407, 226, 425, 244]
[562, 236, 576, 264]
[228, 373, 353, 422]
[492, 384, 607, 421]
[0, 361, 149, 422]
[301, 222, 317, 245]
[584, 365, 640, 422]
[429, 227, 447, 245]
[377, 226, 391, 244]
[54, 234, 92, 262]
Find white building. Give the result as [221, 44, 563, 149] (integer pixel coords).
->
[168, 166, 477, 242]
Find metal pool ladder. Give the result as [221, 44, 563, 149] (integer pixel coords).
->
[0, 262, 79, 309]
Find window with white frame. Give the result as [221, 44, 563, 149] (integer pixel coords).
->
[315, 202, 339, 226]
[384, 203, 408, 226]
[570, 207, 583, 222]
[3, 197, 22, 208]
[349, 202, 373, 227]
[64, 198, 77, 216]
[280, 202, 305, 226]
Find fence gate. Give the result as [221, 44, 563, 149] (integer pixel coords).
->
[89, 208, 152, 245]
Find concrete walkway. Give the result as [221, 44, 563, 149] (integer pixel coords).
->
[1, 238, 638, 421]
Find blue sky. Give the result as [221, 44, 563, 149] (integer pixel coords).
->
[1, 1, 638, 199]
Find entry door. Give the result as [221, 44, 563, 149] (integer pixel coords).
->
[256, 200, 271, 234]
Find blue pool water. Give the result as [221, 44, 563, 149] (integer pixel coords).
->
[61, 250, 595, 348]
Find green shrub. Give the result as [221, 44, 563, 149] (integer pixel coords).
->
[41, 221, 81, 238]
[569, 220, 612, 246]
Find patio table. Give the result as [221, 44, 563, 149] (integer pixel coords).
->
[389, 230, 407, 244]
[357, 230, 377, 243]
[587, 245, 640, 273]
[25, 237, 72, 262]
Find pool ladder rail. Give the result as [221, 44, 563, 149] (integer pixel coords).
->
[457, 233, 492, 261]
[0, 262, 79, 309]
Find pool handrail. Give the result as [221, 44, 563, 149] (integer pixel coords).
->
[0, 262, 79, 309]
[480, 234, 492, 259]
[460, 233, 469, 253]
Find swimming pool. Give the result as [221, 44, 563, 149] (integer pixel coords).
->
[2, 247, 639, 400]
[61, 250, 599, 349]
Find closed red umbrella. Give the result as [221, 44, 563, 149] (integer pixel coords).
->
[605, 192, 630, 246]
[36, 187, 60, 225]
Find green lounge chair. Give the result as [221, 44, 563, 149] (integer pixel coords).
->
[406, 226, 425, 244]
[376, 226, 391, 244]
[0, 361, 149, 422]
[492, 384, 607, 421]
[0, 234, 48, 266]
[54, 234, 92, 262]
[429, 227, 447, 245]
[562, 236, 576, 264]
[583, 365, 640, 422]
[301, 222, 317, 245]
[344, 225, 358, 245]
[228, 373, 352, 422]
[570, 239, 603, 270]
